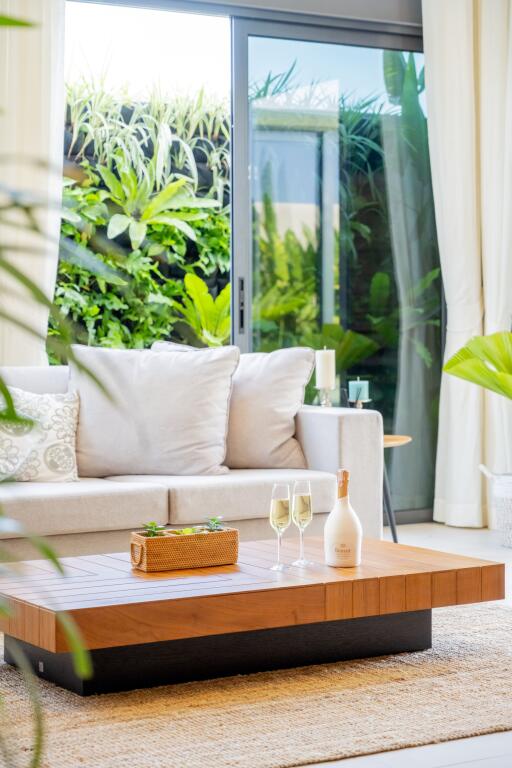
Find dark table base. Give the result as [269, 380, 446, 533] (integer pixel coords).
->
[5, 609, 432, 696]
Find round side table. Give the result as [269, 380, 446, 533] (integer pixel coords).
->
[383, 435, 412, 543]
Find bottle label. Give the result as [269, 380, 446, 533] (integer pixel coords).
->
[334, 544, 352, 555]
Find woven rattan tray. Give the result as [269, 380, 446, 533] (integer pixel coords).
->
[130, 527, 239, 572]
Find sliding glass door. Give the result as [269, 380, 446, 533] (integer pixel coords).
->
[232, 20, 442, 516]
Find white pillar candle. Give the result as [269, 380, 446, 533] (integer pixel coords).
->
[315, 348, 336, 390]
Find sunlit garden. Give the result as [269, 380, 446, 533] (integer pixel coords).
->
[53, 53, 441, 449]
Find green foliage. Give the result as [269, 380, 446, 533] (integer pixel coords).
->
[51, 171, 186, 351]
[169, 526, 200, 535]
[177, 273, 231, 347]
[304, 323, 379, 374]
[444, 332, 512, 399]
[205, 516, 224, 531]
[66, 82, 229, 200]
[250, 61, 298, 101]
[192, 211, 230, 275]
[53, 84, 231, 353]
[253, 186, 318, 349]
[0, 14, 32, 26]
[338, 95, 384, 263]
[99, 152, 219, 250]
[51, 146, 229, 352]
[367, 267, 441, 368]
[142, 521, 167, 537]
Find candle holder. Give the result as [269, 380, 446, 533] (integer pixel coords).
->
[317, 387, 333, 407]
[349, 398, 372, 410]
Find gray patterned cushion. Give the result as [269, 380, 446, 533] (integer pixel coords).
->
[0, 387, 79, 482]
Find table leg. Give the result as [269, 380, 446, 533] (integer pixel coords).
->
[383, 462, 398, 542]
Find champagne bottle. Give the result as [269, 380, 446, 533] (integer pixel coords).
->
[324, 469, 363, 567]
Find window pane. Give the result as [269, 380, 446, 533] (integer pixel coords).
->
[249, 36, 441, 514]
[53, 2, 231, 353]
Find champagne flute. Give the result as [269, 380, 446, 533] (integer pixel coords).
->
[291, 479, 314, 567]
[269, 483, 291, 571]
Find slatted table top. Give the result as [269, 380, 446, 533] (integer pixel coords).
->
[0, 538, 504, 652]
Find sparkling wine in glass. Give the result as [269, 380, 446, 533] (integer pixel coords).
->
[292, 479, 314, 567]
[269, 483, 291, 571]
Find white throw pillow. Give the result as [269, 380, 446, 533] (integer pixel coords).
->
[0, 387, 79, 482]
[70, 344, 239, 477]
[152, 342, 314, 469]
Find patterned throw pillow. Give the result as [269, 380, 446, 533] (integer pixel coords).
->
[0, 387, 79, 482]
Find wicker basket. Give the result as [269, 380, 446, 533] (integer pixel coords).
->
[480, 465, 512, 548]
[130, 527, 239, 572]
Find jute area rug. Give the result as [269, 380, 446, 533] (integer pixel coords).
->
[2, 604, 512, 768]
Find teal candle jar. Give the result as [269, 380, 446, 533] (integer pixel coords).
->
[348, 377, 369, 402]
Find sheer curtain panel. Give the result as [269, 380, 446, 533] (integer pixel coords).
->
[422, 0, 512, 527]
[0, 0, 65, 365]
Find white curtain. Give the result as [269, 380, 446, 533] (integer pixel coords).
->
[0, 0, 65, 366]
[423, 0, 512, 527]
[479, 1, 512, 527]
[381, 113, 438, 513]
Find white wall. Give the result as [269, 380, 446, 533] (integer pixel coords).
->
[184, 0, 422, 26]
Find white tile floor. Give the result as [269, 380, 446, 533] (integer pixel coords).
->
[306, 523, 512, 768]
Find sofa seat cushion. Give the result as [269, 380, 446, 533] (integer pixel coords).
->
[107, 469, 336, 525]
[0, 478, 167, 538]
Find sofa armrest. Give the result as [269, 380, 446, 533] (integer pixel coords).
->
[295, 405, 383, 539]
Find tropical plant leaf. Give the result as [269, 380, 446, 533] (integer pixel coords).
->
[147, 243, 165, 257]
[182, 273, 215, 329]
[56, 613, 92, 679]
[107, 213, 131, 240]
[147, 293, 173, 306]
[412, 339, 433, 368]
[0, 15, 33, 27]
[444, 332, 512, 399]
[142, 178, 187, 220]
[467, 332, 512, 372]
[383, 50, 406, 105]
[411, 267, 441, 300]
[163, 193, 219, 211]
[97, 165, 124, 203]
[59, 239, 126, 286]
[60, 208, 81, 225]
[128, 220, 147, 250]
[303, 324, 379, 372]
[369, 272, 391, 316]
[336, 330, 379, 371]
[149, 215, 196, 240]
[179, 274, 231, 346]
[4, 639, 44, 767]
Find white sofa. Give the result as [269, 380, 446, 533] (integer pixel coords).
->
[0, 366, 384, 558]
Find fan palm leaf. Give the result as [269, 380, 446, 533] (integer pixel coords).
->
[444, 332, 512, 399]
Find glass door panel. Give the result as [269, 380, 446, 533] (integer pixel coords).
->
[242, 26, 441, 515]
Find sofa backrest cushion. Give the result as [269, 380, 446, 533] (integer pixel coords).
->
[153, 342, 314, 470]
[69, 344, 240, 477]
[0, 366, 69, 394]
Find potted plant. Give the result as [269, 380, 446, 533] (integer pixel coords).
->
[141, 521, 167, 537]
[130, 516, 239, 572]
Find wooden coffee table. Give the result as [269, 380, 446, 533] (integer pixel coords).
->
[0, 538, 504, 695]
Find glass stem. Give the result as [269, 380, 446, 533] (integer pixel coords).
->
[299, 528, 304, 562]
[277, 532, 281, 566]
